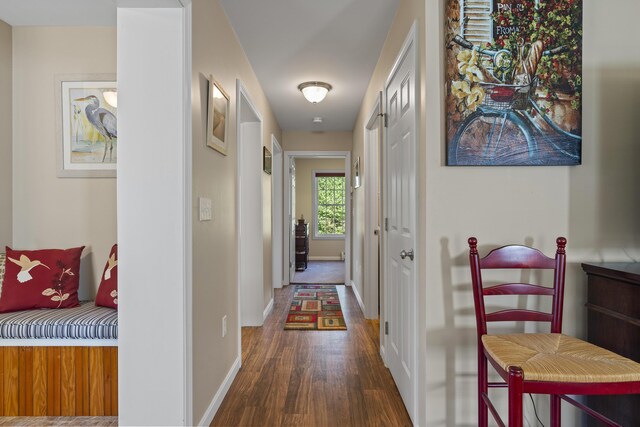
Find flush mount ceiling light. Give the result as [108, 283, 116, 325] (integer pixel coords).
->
[298, 81, 332, 104]
[312, 117, 323, 124]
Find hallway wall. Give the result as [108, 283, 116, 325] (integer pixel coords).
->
[191, 0, 282, 423]
[422, 0, 640, 424]
[357, 0, 640, 425]
[282, 130, 352, 152]
[0, 20, 11, 249]
[12, 27, 117, 299]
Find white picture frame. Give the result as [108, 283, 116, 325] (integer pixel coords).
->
[56, 74, 117, 178]
[207, 76, 230, 155]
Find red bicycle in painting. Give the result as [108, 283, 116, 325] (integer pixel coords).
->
[448, 35, 582, 166]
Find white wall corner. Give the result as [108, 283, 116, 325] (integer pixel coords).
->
[350, 279, 365, 313]
[263, 298, 274, 321]
[196, 357, 241, 426]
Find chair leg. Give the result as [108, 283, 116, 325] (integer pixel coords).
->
[508, 366, 524, 427]
[550, 394, 561, 426]
[478, 350, 488, 427]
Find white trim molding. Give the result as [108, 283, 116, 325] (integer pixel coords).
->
[284, 150, 352, 287]
[308, 255, 343, 261]
[350, 280, 365, 313]
[263, 298, 274, 321]
[197, 357, 241, 426]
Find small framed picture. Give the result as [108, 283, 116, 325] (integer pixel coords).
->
[263, 146, 272, 175]
[207, 76, 230, 155]
[56, 74, 117, 178]
[353, 156, 361, 188]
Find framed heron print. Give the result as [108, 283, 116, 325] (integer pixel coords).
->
[445, 0, 582, 166]
[56, 74, 117, 177]
[207, 76, 230, 155]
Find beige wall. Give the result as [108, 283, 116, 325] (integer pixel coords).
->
[12, 27, 117, 300]
[191, 0, 282, 422]
[295, 158, 346, 259]
[283, 130, 353, 152]
[357, 0, 640, 425]
[0, 20, 11, 249]
[421, 0, 640, 424]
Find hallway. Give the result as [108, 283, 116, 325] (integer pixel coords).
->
[211, 285, 411, 426]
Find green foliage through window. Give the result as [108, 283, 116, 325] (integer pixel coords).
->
[315, 175, 346, 236]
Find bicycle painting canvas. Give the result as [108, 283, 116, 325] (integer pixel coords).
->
[445, 0, 582, 166]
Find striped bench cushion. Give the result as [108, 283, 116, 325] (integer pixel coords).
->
[0, 301, 117, 340]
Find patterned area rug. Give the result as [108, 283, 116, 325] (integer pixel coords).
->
[284, 284, 347, 330]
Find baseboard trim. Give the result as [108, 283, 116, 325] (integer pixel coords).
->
[308, 256, 342, 261]
[263, 298, 274, 321]
[380, 344, 387, 366]
[350, 280, 365, 313]
[197, 356, 241, 426]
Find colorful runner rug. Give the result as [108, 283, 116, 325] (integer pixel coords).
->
[284, 284, 347, 330]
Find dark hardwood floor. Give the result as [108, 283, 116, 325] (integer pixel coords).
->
[211, 285, 412, 427]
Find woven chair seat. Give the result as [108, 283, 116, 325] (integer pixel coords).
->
[482, 333, 640, 383]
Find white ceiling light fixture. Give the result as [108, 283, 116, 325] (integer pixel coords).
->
[298, 81, 332, 104]
[313, 117, 323, 124]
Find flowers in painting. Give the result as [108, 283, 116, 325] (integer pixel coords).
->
[451, 49, 485, 113]
[457, 49, 483, 83]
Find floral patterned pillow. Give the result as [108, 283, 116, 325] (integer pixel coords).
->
[0, 246, 84, 313]
[95, 244, 118, 309]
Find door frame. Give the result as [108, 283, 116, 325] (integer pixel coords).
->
[364, 96, 382, 320]
[271, 135, 284, 289]
[382, 21, 419, 424]
[283, 150, 352, 286]
[236, 79, 264, 336]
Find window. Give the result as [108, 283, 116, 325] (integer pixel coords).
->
[461, 0, 493, 45]
[313, 171, 346, 239]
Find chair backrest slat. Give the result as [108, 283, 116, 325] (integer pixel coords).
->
[486, 309, 553, 323]
[483, 283, 555, 296]
[481, 245, 556, 269]
[468, 237, 567, 337]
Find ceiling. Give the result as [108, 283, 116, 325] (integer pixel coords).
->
[0, 0, 399, 132]
[0, 0, 117, 26]
[220, 0, 399, 131]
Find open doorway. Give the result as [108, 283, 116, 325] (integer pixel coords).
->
[283, 151, 351, 286]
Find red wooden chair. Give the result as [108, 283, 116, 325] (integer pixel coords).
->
[468, 237, 640, 426]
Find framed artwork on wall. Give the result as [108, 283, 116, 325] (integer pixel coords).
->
[263, 146, 272, 175]
[56, 74, 117, 178]
[445, 0, 582, 166]
[353, 156, 361, 188]
[207, 76, 230, 155]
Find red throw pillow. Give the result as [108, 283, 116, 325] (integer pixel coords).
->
[0, 246, 84, 313]
[96, 244, 118, 309]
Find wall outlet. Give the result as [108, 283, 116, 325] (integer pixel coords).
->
[222, 315, 227, 338]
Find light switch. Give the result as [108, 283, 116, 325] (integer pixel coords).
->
[199, 197, 212, 221]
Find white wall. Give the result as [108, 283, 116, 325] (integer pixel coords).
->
[118, 7, 190, 425]
[12, 26, 117, 299]
[0, 20, 11, 249]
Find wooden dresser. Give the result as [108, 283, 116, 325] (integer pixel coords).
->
[582, 262, 640, 426]
[295, 221, 309, 271]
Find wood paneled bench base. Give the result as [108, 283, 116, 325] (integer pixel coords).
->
[0, 347, 117, 416]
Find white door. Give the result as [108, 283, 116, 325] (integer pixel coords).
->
[289, 158, 296, 281]
[384, 25, 417, 422]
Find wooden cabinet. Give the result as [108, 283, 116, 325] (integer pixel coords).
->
[295, 222, 309, 271]
[582, 262, 640, 426]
